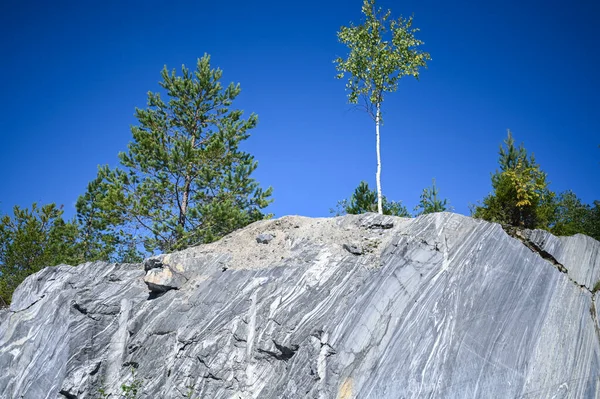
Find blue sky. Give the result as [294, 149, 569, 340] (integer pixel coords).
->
[1, 0, 598, 220]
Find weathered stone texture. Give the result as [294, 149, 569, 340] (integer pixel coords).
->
[0, 213, 599, 398]
[523, 229, 600, 289]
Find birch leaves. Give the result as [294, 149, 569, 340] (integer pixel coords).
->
[334, 0, 430, 119]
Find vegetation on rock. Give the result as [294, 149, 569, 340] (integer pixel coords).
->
[331, 181, 410, 217]
[2, 19, 598, 310]
[0, 203, 80, 305]
[473, 130, 554, 229]
[334, 0, 430, 214]
[414, 178, 451, 216]
[0, 54, 272, 306]
[82, 54, 272, 255]
[333, 179, 451, 218]
[473, 131, 598, 240]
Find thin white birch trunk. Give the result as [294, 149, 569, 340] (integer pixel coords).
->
[375, 103, 383, 214]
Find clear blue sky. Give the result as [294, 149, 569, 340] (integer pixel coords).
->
[1, 0, 598, 220]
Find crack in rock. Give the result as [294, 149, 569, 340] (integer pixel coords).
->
[343, 243, 364, 256]
[257, 341, 299, 361]
[203, 372, 222, 381]
[58, 390, 77, 399]
[503, 225, 591, 292]
[9, 294, 46, 313]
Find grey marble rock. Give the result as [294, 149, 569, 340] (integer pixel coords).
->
[342, 243, 363, 255]
[144, 263, 189, 293]
[1, 213, 599, 399]
[522, 228, 600, 289]
[256, 233, 274, 244]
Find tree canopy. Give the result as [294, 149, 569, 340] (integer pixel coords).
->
[334, 0, 431, 115]
[76, 175, 142, 263]
[0, 203, 80, 305]
[473, 131, 554, 229]
[550, 192, 600, 241]
[86, 54, 272, 254]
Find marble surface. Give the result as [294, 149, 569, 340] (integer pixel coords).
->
[0, 212, 599, 398]
[523, 228, 600, 289]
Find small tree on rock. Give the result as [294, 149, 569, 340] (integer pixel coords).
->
[331, 181, 410, 217]
[86, 54, 272, 254]
[334, 0, 430, 214]
[473, 131, 554, 228]
[414, 178, 450, 216]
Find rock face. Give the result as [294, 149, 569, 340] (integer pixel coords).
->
[1, 213, 600, 399]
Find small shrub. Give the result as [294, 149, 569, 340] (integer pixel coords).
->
[121, 367, 142, 399]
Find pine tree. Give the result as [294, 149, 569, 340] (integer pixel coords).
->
[550, 191, 589, 237]
[76, 176, 142, 262]
[550, 192, 600, 241]
[331, 181, 410, 217]
[0, 203, 80, 306]
[88, 54, 272, 254]
[414, 178, 450, 215]
[334, 0, 430, 214]
[585, 201, 600, 241]
[498, 130, 527, 171]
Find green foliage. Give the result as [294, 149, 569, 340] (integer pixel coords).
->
[550, 192, 600, 241]
[96, 386, 109, 399]
[96, 367, 142, 399]
[184, 387, 196, 399]
[550, 191, 590, 237]
[473, 131, 555, 229]
[586, 201, 600, 241]
[331, 181, 410, 217]
[86, 54, 272, 255]
[334, 0, 430, 214]
[414, 178, 450, 215]
[497, 129, 527, 171]
[76, 175, 142, 263]
[0, 203, 80, 306]
[334, 0, 431, 116]
[120, 368, 142, 399]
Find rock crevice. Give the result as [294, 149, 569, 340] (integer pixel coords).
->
[504, 225, 595, 293]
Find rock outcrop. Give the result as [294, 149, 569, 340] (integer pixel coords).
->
[1, 213, 600, 398]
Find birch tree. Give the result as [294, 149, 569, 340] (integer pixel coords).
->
[334, 0, 430, 214]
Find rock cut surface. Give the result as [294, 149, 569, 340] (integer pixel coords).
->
[1, 213, 599, 398]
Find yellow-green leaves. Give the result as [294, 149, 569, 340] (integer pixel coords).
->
[334, 0, 430, 118]
[503, 161, 547, 208]
[473, 131, 555, 229]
